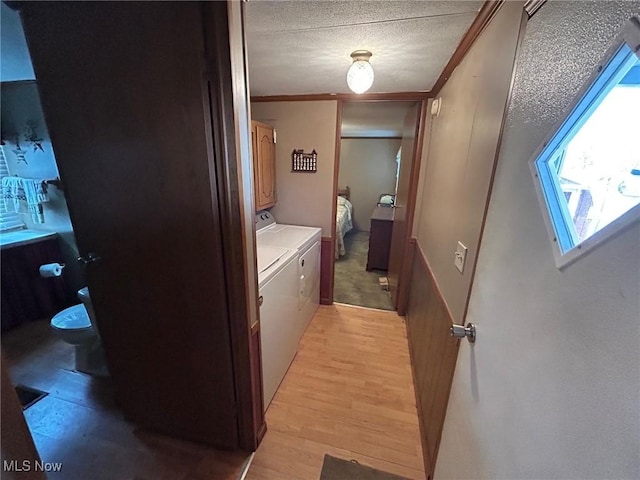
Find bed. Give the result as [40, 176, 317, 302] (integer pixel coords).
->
[336, 187, 353, 258]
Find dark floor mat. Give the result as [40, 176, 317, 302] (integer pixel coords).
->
[14, 385, 48, 410]
[320, 455, 409, 480]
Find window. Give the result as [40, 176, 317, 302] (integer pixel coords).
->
[531, 18, 640, 267]
[0, 145, 26, 232]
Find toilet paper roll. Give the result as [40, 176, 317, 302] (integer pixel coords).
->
[39, 263, 65, 278]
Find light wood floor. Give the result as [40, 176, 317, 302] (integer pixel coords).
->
[3, 305, 424, 480]
[247, 304, 425, 480]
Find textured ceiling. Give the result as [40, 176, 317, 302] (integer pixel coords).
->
[341, 101, 417, 137]
[245, 1, 482, 96]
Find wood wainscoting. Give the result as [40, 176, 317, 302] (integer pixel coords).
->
[320, 237, 333, 305]
[405, 240, 460, 480]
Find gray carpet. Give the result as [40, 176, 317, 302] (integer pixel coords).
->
[333, 231, 393, 311]
[320, 455, 409, 480]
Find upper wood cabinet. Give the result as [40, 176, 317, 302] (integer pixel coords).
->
[252, 121, 276, 211]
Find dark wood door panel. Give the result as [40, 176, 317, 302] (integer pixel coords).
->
[20, 2, 239, 446]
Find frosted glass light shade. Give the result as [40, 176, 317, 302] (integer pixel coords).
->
[347, 60, 374, 94]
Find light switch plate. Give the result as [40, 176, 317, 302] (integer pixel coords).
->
[454, 241, 468, 274]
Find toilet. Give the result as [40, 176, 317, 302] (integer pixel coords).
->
[50, 287, 109, 376]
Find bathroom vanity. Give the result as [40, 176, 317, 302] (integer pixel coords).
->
[0, 232, 73, 332]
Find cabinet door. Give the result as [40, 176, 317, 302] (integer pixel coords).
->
[253, 122, 276, 210]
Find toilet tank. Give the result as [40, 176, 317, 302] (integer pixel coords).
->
[77, 287, 98, 326]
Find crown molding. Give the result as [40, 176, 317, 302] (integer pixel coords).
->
[431, 0, 505, 96]
[250, 91, 431, 103]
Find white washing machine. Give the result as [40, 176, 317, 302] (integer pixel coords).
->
[256, 245, 298, 410]
[255, 211, 321, 409]
[256, 243, 299, 409]
[256, 211, 321, 336]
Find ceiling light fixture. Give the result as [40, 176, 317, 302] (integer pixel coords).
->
[346, 50, 374, 94]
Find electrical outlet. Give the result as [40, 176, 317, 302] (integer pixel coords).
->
[454, 241, 467, 274]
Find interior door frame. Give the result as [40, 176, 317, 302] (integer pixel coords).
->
[15, 0, 262, 451]
[327, 101, 344, 304]
[206, 1, 265, 450]
[328, 97, 430, 309]
[389, 101, 428, 315]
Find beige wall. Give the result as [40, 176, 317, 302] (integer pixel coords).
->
[1, 3, 36, 81]
[413, 1, 523, 323]
[251, 101, 337, 236]
[338, 138, 401, 231]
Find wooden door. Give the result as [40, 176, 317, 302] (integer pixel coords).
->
[388, 103, 422, 313]
[20, 2, 240, 447]
[253, 122, 276, 210]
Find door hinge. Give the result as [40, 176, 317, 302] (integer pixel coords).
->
[273, 129, 277, 144]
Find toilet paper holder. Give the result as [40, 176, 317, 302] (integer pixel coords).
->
[39, 263, 66, 278]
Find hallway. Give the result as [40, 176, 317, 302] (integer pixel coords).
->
[248, 304, 424, 479]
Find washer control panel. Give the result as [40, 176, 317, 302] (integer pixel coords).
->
[255, 210, 276, 231]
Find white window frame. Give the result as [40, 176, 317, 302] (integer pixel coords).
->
[529, 16, 640, 269]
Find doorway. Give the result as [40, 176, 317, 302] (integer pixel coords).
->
[1, 4, 259, 475]
[0, 1, 91, 407]
[0, 1, 119, 467]
[332, 101, 420, 310]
